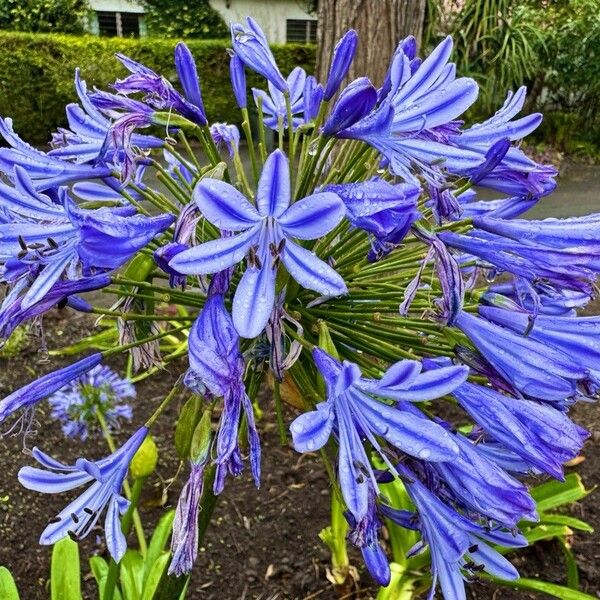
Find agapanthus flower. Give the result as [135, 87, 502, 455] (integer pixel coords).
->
[229, 54, 247, 108]
[112, 46, 207, 126]
[48, 365, 135, 440]
[0, 353, 103, 424]
[450, 87, 557, 196]
[303, 75, 324, 123]
[458, 193, 539, 220]
[0, 118, 112, 190]
[253, 67, 306, 130]
[18, 426, 148, 561]
[170, 149, 347, 338]
[323, 30, 358, 101]
[231, 17, 287, 92]
[210, 122, 240, 157]
[450, 378, 588, 479]
[454, 309, 589, 402]
[382, 465, 526, 600]
[335, 37, 482, 184]
[0, 167, 173, 309]
[290, 348, 468, 525]
[184, 294, 260, 494]
[0, 273, 110, 342]
[49, 70, 163, 165]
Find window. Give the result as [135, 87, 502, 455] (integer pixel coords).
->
[97, 11, 140, 38]
[286, 19, 317, 43]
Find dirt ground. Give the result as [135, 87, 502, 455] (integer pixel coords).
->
[0, 309, 598, 600]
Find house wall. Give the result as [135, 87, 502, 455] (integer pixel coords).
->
[88, 0, 145, 13]
[210, 0, 316, 43]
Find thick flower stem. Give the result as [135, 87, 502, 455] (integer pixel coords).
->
[273, 380, 288, 446]
[240, 107, 259, 182]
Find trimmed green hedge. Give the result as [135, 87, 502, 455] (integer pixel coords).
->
[0, 32, 316, 144]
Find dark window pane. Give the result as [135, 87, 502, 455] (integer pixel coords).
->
[121, 13, 140, 38]
[97, 11, 118, 37]
[286, 19, 317, 43]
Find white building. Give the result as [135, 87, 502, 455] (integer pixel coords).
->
[87, 0, 317, 43]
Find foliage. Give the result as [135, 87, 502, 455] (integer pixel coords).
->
[0, 32, 315, 144]
[0, 0, 88, 34]
[140, 0, 227, 39]
[451, 0, 545, 113]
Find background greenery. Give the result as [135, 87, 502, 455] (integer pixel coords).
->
[0, 32, 315, 145]
[0, 0, 88, 34]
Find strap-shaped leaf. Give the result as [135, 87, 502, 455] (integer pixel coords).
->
[51, 537, 81, 600]
[0, 566, 20, 600]
[144, 510, 175, 582]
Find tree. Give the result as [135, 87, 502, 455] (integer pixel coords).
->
[140, 0, 228, 39]
[0, 0, 88, 34]
[316, 0, 427, 87]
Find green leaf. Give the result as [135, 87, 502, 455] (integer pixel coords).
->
[0, 566, 20, 600]
[524, 524, 572, 545]
[537, 513, 594, 533]
[531, 474, 590, 512]
[558, 538, 580, 590]
[120, 550, 145, 600]
[485, 575, 597, 599]
[89, 556, 109, 598]
[141, 553, 170, 600]
[51, 537, 81, 600]
[144, 510, 175, 582]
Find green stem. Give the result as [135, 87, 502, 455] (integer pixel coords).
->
[273, 380, 288, 446]
[240, 107, 259, 182]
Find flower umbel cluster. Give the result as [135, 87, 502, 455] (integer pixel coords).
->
[0, 18, 594, 600]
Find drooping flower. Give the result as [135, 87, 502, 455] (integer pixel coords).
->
[382, 465, 526, 600]
[184, 294, 260, 494]
[0, 353, 103, 423]
[0, 167, 173, 309]
[49, 70, 163, 165]
[230, 17, 287, 92]
[323, 30, 359, 101]
[290, 348, 468, 525]
[454, 310, 588, 402]
[253, 67, 306, 130]
[323, 179, 421, 254]
[210, 123, 240, 157]
[18, 427, 148, 562]
[170, 149, 347, 338]
[450, 379, 588, 479]
[0, 273, 110, 342]
[0, 118, 113, 190]
[48, 365, 135, 440]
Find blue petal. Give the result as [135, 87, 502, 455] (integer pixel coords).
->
[469, 541, 520, 580]
[105, 495, 129, 562]
[256, 149, 290, 217]
[169, 226, 260, 275]
[281, 240, 347, 296]
[278, 192, 345, 239]
[376, 360, 422, 390]
[21, 252, 75, 310]
[289, 402, 334, 452]
[18, 466, 92, 493]
[232, 263, 276, 338]
[193, 178, 260, 230]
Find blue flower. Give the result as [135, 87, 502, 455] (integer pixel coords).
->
[231, 17, 287, 93]
[323, 30, 358, 101]
[48, 365, 135, 440]
[322, 77, 378, 136]
[290, 348, 468, 524]
[454, 310, 588, 402]
[0, 353, 103, 423]
[229, 54, 247, 108]
[323, 178, 421, 259]
[113, 49, 207, 126]
[382, 466, 526, 600]
[451, 379, 588, 479]
[253, 67, 306, 130]
[336, 37, 482, 184]
[169, 149, 347, 338]
[0, 167, 173, 309]
[210, 123, 240, 157]
[49, 70, 163, 165]
[0, 118, 112, 190]
[184, 295, 260, 494]
[18, 427, 148, 562]
[303, 75, 324, 123]
[0, 273, 110, 342]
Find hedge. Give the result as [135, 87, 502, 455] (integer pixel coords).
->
[0, 32, 316, 144]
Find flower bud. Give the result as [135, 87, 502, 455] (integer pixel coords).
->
[190, 409, 212, 464]
[322, 78, 377, 137]
[130, 434, 158, 479]
[323, 30, 358, 101]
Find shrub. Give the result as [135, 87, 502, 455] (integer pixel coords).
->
[0, 0, 88, 34]
[0, 32, 315, 144]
